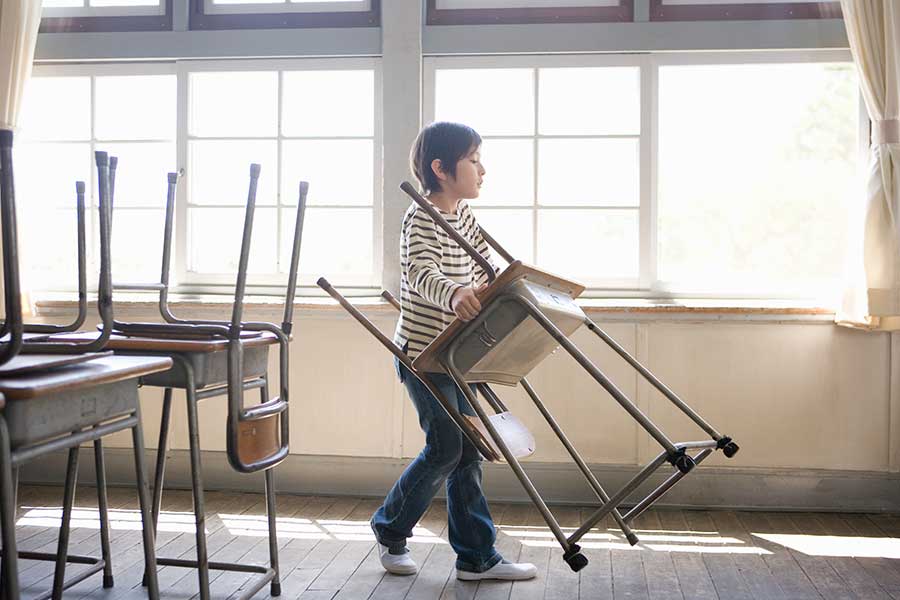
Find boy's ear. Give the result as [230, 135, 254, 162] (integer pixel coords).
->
[430, 158, 447, 182]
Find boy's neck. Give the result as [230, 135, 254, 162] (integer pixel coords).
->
[427, 191, 460, 214]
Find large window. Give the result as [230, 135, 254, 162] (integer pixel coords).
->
[183, 60, 380, 290]
[16, 64, 176, 290]
[15, 59, 380, 294]
[426, 51, 862, 299]
[191, 0, 379, 29]
[40, 0, 172, 32]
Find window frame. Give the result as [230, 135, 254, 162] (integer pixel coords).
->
[40, 0, 173, 33]
[190, 0, 380, 30]
[21, 62, 178, 292]
[175, 57, 384, 296]
[649, 0, 841, 22]
[425, 0, 633, 25]
[425, 49, 864, 301]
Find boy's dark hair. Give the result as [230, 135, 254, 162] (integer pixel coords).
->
[410, 121, 482, 194]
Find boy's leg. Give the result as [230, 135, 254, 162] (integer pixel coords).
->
[445, 384, 502, 573]
[371, 368, 466, 553]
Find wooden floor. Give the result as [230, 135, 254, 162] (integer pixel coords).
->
[9, 485, 900, 600]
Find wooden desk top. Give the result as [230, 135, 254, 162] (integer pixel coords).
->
[50, 330, 280, 353]
[413, 261, 585, 373]
[0, 355, 173, 401]
[0, 353, 113, 377]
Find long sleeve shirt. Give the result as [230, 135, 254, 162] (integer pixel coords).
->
[393, 199, 498, 360]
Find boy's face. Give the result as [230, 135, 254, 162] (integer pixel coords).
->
[443, 146, 485, 200]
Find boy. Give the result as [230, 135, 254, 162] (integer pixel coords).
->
[370, 121, 538, 581]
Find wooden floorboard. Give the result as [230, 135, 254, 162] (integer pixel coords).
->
[8, 485, 900, 599]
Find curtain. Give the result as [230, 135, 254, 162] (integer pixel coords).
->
[0, 0, 43, 319]
[838, 0, 900, 329]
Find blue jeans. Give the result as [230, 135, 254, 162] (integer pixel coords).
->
[371, 357, 502, 573]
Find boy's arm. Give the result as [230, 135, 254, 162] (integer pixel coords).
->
[405, 212, 463, 311]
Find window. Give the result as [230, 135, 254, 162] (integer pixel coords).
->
[40, 0, 172, 32]
[427, 51, 862, 299]
[15, 65, 176, 291]
[649, 0, 841, 21]
[426, 0, 632, 24]
[182, 60, 381, 290]
[191, 0, 379, 30]
[426, 56, 643, 289]
[15, 59, 380, 295]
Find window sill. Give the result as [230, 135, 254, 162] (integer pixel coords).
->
[31, 292, 837, 323]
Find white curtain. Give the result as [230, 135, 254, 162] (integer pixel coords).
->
[0, 0, 42, 318]
[838, 0, 900, 329]
[0, 0, 43, 131]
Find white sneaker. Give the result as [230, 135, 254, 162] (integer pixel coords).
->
[377, 543, 418, 575]
[456, 560, 538, 581]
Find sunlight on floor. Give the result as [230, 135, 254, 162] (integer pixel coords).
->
[752, 533, 900, 559]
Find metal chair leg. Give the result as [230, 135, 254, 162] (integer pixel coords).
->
[132, 405, 160, 600]
[184, 377, 210, 600]
[93, 438, 114, 588]
[51, 446, 79, 600]
[142, 387, 171, 588]
[264, 469, 280, 596]
[0, 417, 21, 600]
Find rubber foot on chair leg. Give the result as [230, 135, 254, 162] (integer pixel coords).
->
[141, 574, 148, 587]
[626, 532, 639, 546]
[270, 582, 282, 596]
[103, 575, 114, 588]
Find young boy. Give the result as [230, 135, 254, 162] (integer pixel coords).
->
[370, 121, 538, 581]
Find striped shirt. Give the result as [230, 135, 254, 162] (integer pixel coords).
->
[394, 199, 498, 360]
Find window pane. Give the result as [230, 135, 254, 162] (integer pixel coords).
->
[19, 209, 80, 290]
[539, 67, 640, 135]
[90, 0, 160, 6]
[18, 77, 91, 142]
[95, 75, 176, 140]
[101, 143, 175, 208]
[43, 0, 83, 7]
[108, 209, 166, 281]
[538, 209, 638, 280]
[282, 207, 373, 285]
[281, 139, 372, 206]
[13, 143, 92, 209]
[657, 63, 858, 292]
[189, 207, 278, 274]
[470, 208, 534, 265]
[189, 140, 278, 206]
[478, 139, 534, 207]
[538, 138, 639, 206]
[282, 70, 374, 137]
[435, 69, 534, 136]
[190, 72, 278, 137]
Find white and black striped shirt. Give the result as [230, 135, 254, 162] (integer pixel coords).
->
[394, 199, 498, 360]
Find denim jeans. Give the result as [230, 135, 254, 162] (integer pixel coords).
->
[371, 356, 502, 573]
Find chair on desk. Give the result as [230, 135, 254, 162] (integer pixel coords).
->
[0, 138, 164, 600]
[320, 180, 742, 573]
[56, 163, 309, 600]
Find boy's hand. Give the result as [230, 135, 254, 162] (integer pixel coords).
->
[451, 286, 483, 322]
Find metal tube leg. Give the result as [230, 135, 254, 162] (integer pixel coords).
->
[264, 469, 280, 596]
[10, 468, 17, 521]
[259, 378, 281, 596]
[510, 296, 679, 455]
[0, 418, 21, 600]
[92, 437, 113, 588]
[143, 388, 171, 587]
[51, 446, 80, 600]
[584, 318, 723, 439]
[132, 407, 160, 600]
[184, 380, 210, 600]
[517, 378, 638, 545]
[151, 388, 172, 533]
[441, 356, 581, 567]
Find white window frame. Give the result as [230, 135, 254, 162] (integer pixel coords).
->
[42, 1, 166, 18]
[424, 49, 864, 300]
[175, 57, 384, 296]
[24, 62, 177, 292]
